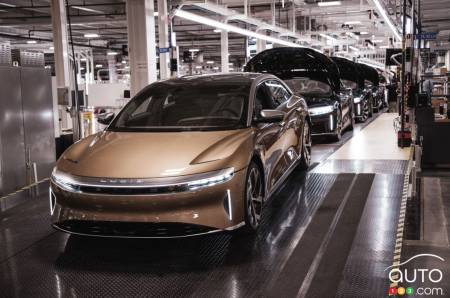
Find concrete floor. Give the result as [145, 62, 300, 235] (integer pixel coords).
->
[0, 111, 409, 297]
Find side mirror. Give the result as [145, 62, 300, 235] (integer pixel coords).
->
[255, 109, 286, 123]
[97, 112, 115, 125]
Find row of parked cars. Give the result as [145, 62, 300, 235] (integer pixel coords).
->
[244, 47, 387, 142]
[49, 47, 388, 237]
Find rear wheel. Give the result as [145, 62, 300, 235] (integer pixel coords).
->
[360, 101, 369, 122]
[298, 121, 312, 170]
[242, 162, 263, 233]
[368, 99, 374, 117]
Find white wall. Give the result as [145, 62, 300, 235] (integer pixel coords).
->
[87, 83, 129, 107]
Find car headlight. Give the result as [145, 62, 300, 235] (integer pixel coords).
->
[187, 168, 234, 190]
[354, 97, 362, 104]
[51, 168, 80, 192]
[309, 105, 334, 116]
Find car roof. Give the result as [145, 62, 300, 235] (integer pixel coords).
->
[163, 72, 266, 85]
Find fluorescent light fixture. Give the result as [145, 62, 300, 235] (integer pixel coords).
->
[380, 45, 389, 49]
[189, 48, 199, 52]
[72, 5, 103, 14]
[213, 29, 222, 33]
[228, 63, 233, 66]
[80, 57, 87, 61]
[319, 33, 337, 42]
[360, 31, 369, 35]
[80, 67, 85, 71]
[229, 68, 234, 71]
[344, 21, 361, 25]
[349, 46, 360, 52]
[122, 60, 126, 64]
[372, 39, 383, 43]
[317, 1, 341, 7]
[0, 2, 16, 7]
[95, 64, 103, 68]
[49, 46, 54, 50]
[213, 66, 219, 70]
[107, 51, 118, 56]
[27, 40, 37, 44]
[195, 65, 202, 69]
[371, 0, 401, 41]
[368, 43, 375, 49]
[84, 33, 99, 38]
[175, 9, 302, 49]
[154, 12, 158, 16]
[346, 32, 359, 40]
[206, 61, 214, 64]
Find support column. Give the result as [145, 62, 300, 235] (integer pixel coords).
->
[221, 29, 229, 73]
[50, 0, 70, 90]
[157, 0, 170, 79]
[108, 55, 117, 83]
[271, 1, 276, 26]
[256, 30, 266, 53]
[126, 0, 157, 96]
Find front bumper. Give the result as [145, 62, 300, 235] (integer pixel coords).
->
[310, 112, 338, 135]
[50, 169, 247, 238]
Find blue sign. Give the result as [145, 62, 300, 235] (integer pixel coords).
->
[415, 32, 437, 40]
[157, 47, 171, 54]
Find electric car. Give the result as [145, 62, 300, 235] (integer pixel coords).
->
[245, 47, 353, 141]
[50, 73, 312, 237]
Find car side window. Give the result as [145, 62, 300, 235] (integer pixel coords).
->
[264, 80, 291, 106]
[254, 83, 276, 117]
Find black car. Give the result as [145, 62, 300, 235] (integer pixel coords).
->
[245, 47, 353, 141]
[332, 57, 371, 122]
[357, 63, 382, 114]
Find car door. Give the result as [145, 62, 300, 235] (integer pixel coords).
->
[253, 80, 297, 193]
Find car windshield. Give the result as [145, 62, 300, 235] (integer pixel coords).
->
[109, 83, 249, 132]
[341, 79, 358, 90]
[284, 78, 332, 96]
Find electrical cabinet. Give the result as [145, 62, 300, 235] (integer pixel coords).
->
[0, 66, 55, 195]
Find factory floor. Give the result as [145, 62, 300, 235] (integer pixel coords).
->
[0, 111, 412, 298]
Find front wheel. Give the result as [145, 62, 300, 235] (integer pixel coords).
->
[298, 121, 312, 170]
[242, 162, 264, 233]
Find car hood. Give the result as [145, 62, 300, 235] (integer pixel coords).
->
[57, 129, 254, 178]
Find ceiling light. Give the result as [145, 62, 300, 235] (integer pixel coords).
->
[107, 51, 118, 56]
[122, 60, 126, 64]
[371, 0, 401, 41]
[175, 10, 303, 49]
[380, 45, 389, 49]
[319, 33, 337, 42]
[189, 49, 200, 52]
[349, 46, 359, 52]
[195, 66, 202, 69]
[95, 64, 103, 68]
[80, 67, 85, 71]
[49, 46, 54, 50]
[84, 33, 99, 38]
[154, 12, 158, 16]
[228, 63, 233, 66]
[80, 58, 87, 61]
[27, 40, 37, 44]
[213, 29, 222, 33]
[72, 6, 103, 14]
[372, 39, 383, 43]
[360, 31, 369, 35]
[368, 43, 375, 49]
[213, 66, 219, 70]
[206, 61, 214, 64]
[0, 2, 16, 7]
[344, 21, 361, 25]
[317, 1, 341, 7]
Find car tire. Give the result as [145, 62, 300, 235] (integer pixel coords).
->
[241, 161, 264, 233]
[360, 101, 369, 122]
[298, 121, 312, 170]
[369, 100, 373, 117]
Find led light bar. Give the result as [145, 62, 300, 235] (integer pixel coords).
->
[72, 5, 103, 14]
[344, 21, 361, 25]
[370, 0, 401, 41]
[175, 10, 302, 48]
[84, 33, 99, 38]
[349, 46, 360, 52]
[317, 1, 342, 7]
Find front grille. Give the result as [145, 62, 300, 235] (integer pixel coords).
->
[78, 185, 189, 195]
[311, 121, 328, 134]
[55, 220, 217, 237]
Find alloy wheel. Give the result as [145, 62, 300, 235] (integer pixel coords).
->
[299, 121, 311, 170]
[245, 165, 263, 229]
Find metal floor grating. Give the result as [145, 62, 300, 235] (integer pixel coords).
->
[312, 159, 408, 175]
